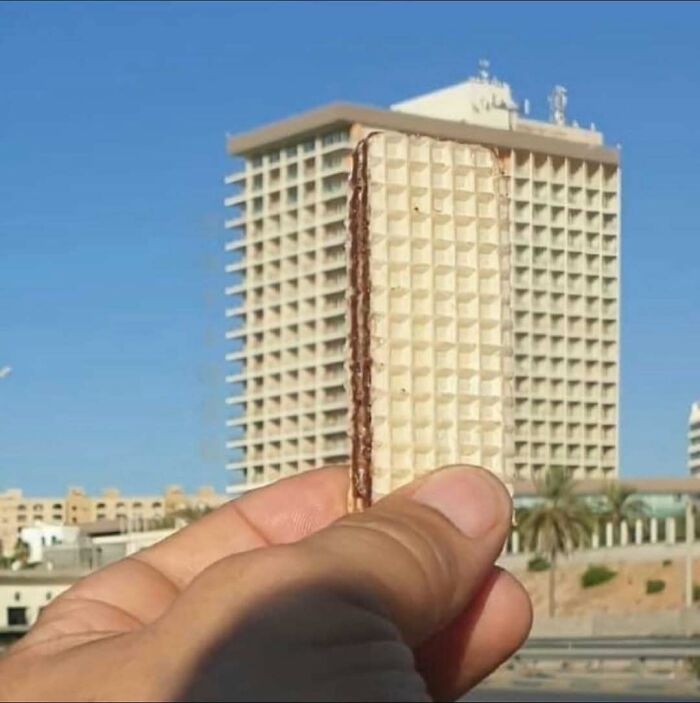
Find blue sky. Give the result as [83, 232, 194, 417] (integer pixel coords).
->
[1, 1, 699, 494]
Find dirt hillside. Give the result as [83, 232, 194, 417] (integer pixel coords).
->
[513, 558, 700, 617]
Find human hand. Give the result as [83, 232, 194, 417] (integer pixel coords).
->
[0, 465, 532, 701]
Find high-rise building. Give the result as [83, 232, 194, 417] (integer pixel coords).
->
[224, 63, 620, 495]
[689, 402, 700, 477]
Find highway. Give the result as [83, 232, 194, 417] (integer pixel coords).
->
[465, 688, 700, 702]
[516, 636, 700, 659]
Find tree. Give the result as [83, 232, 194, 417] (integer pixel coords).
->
[148, 505, 213, 531]
[11, 538, 30, 569]
[598, 482, 648, 541]
[518, 466, 594, 618]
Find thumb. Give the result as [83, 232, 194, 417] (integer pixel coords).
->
[163, 465, 512, 651]
[300, 464, 513, 645]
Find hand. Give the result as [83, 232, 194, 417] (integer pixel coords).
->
[0, 465, 532, 701]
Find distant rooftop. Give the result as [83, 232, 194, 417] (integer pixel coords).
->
[513, 476, 700, 498]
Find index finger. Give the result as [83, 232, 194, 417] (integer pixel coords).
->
[51, 466, 349, 628]
[137, 464, 349, 587]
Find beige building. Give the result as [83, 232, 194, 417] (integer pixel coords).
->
[224, 63, 620, 493]
[0, 485, 226, 557]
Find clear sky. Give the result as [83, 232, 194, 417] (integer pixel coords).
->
[1, 1, 699, 494]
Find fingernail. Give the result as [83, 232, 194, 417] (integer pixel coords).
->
[413, 467, 507, 538]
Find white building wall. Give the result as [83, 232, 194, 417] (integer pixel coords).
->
[689, 402, 700, 476]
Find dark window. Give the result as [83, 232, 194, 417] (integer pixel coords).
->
[7, 607, 27, 626]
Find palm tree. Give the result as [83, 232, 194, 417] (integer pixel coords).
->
[598, 482, 648, 541]
[519, 466, 594, 618]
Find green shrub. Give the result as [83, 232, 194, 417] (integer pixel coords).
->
[662, 559, 672, 567]
[581, 564, 617, 588]
[693, 584, 700, 603]
[527, 556, 551, 572]
[646, 579, 666, 595]
[688, 656, 700, 679]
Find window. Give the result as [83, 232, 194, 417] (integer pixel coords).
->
[321, 129, 348, 146]
[46, 592, 52, 601]
[268, 151, 279, 164]
[152, 501, 162, 509]
[96, 502, 106, 509]
[7, 607, 27, 626]
[285, 145, 297, 158]
[302, 139, 315, 153]
[14, 592, 21, 602]
[32, 504, 43, 511]
[251, 155, 262, 168]
[17, 504, 26, 512]
[52, 503, 62, 510]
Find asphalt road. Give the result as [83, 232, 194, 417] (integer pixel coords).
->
[464, 687, 700, 702]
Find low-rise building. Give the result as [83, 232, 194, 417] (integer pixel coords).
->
[0, 485, 226, 557]
[512, 476, 700, 518]
[0, 570, 82, 641]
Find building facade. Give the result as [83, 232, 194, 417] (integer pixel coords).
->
[0, 485, 225, 557]
[0, 571, 79, 636]
[224, 65, 620, 494]
[690, 401, 700, 477]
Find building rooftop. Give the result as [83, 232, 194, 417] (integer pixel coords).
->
[512, 476, 700, 498]
[227, 65, 617, 164]
[0, 569, 87, 585]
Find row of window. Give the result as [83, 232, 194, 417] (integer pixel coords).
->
[513, 270, 617, 295]
[249, 130, 350, 168]
[513, 464, 616, 478]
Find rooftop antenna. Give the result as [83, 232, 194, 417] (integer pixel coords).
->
[549, 85, 567, 125]
[477, 58, 490, 81]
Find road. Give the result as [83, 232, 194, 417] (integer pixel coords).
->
[465, 688, 699, 702]
[518, 636, 700, 659]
